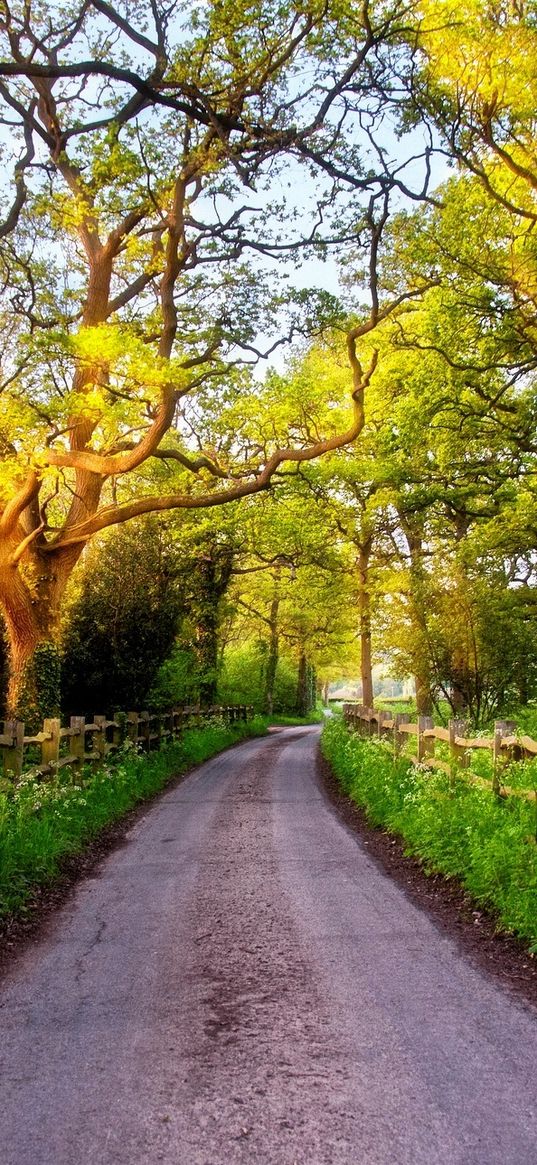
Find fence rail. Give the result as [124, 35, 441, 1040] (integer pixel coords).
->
[0, 704, 253, 783]
[343, 704, 537, 804]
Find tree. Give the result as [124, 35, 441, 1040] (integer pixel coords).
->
[0, 0, 431, 715]
[355, 149, 537, 719]
[206, 216, 537, 727]
[182, 534, 237, 705]
[412, 0, 537, 225]
[61, 517, 186, 715]
[230, 529, 359, 712]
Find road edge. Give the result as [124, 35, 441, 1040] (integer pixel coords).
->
[0, 731, 268, 982]
[317, 745, 537, 1012]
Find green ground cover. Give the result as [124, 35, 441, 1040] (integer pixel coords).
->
[374, 697, 417, 716]
[0, 714, 268, 920]
[504, 704, 537, 739]
[321, 719, 537, 948]
[356, 701, 537, 791]
[268, 712, 324, 727]
[381, 735, 536, 792]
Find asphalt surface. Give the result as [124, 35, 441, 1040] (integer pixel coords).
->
[1, 726, 536, 1164]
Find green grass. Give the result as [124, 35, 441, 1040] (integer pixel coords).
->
[501, 703, 537, 739]
[375, 696, 417, 715]
[267, 711, 324, 727]
[348, 702, 537, 792]
[321, 719, 537, 948]
[0, 715, 267, 920]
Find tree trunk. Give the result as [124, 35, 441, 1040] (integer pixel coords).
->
[450, 665, 467, 716]
[0, 546, 68, 725]
[398, 511, 435, 718]
[518, 669, 529, 706]
[6, 619, 47, 723]
[264, 593, 280, 716]
[307, 662, 316, 714]
[357, 542, 374, 707]
[414, 672, 434, 717]
[194, 542, 235, 706]
[296, 648, 308, 717]
[197, 604, 219, 706]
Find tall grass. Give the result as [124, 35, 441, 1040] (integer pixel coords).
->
[322, 719, 537, 947]
[0, 715, 267, 919]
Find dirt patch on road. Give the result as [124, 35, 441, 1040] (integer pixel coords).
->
[318, 750, 537, 1012]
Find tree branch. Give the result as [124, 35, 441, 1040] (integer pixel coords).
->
[44, 354, 369, 550]
[0, 470, 40, 537]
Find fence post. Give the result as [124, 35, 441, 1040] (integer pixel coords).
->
[127, 712, 139, 749]
[377, 711, 388, 740]
[417, 715, 435, 764]
[493, 720, 516, 794]
[3, 720, 24, 779]
[365, 707, 374, 738]
[93, 714, 107, 762]
[110, 716, 122, 751]
[42, 718, 61, 771]
[393, 712, 410, 757]
[138, 711, 151, 751]
[449, 719, 468, 775]
[114, 711, 128, 746]
[70, 715, 86, 781]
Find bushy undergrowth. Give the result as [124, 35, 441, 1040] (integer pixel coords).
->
[321, 719, 537, 947]
[0, 715, 267, 919]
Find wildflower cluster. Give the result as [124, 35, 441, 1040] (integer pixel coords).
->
[322, 718, 537, 947]
[0, 716, 266, 921]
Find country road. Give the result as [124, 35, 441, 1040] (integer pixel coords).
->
[1, 726, 536, 1165]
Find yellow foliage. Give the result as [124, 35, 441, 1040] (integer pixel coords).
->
[418, 0, 537, 115]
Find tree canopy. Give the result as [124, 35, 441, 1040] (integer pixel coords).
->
[0, 0, 438, 713]
[1, 0, 537, 725]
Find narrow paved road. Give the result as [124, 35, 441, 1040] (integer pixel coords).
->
[1, 727, 536, 1164]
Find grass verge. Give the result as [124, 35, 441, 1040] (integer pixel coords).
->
[321, 718, 537, 948]
[0, 714, 267, 920]
[267, 712, 323, 727]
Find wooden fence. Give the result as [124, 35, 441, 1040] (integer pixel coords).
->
[343, 704, 537, 804]
[0, 704, 253, 783]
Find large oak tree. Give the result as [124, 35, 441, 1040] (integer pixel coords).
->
[0, 0, 431, 715]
